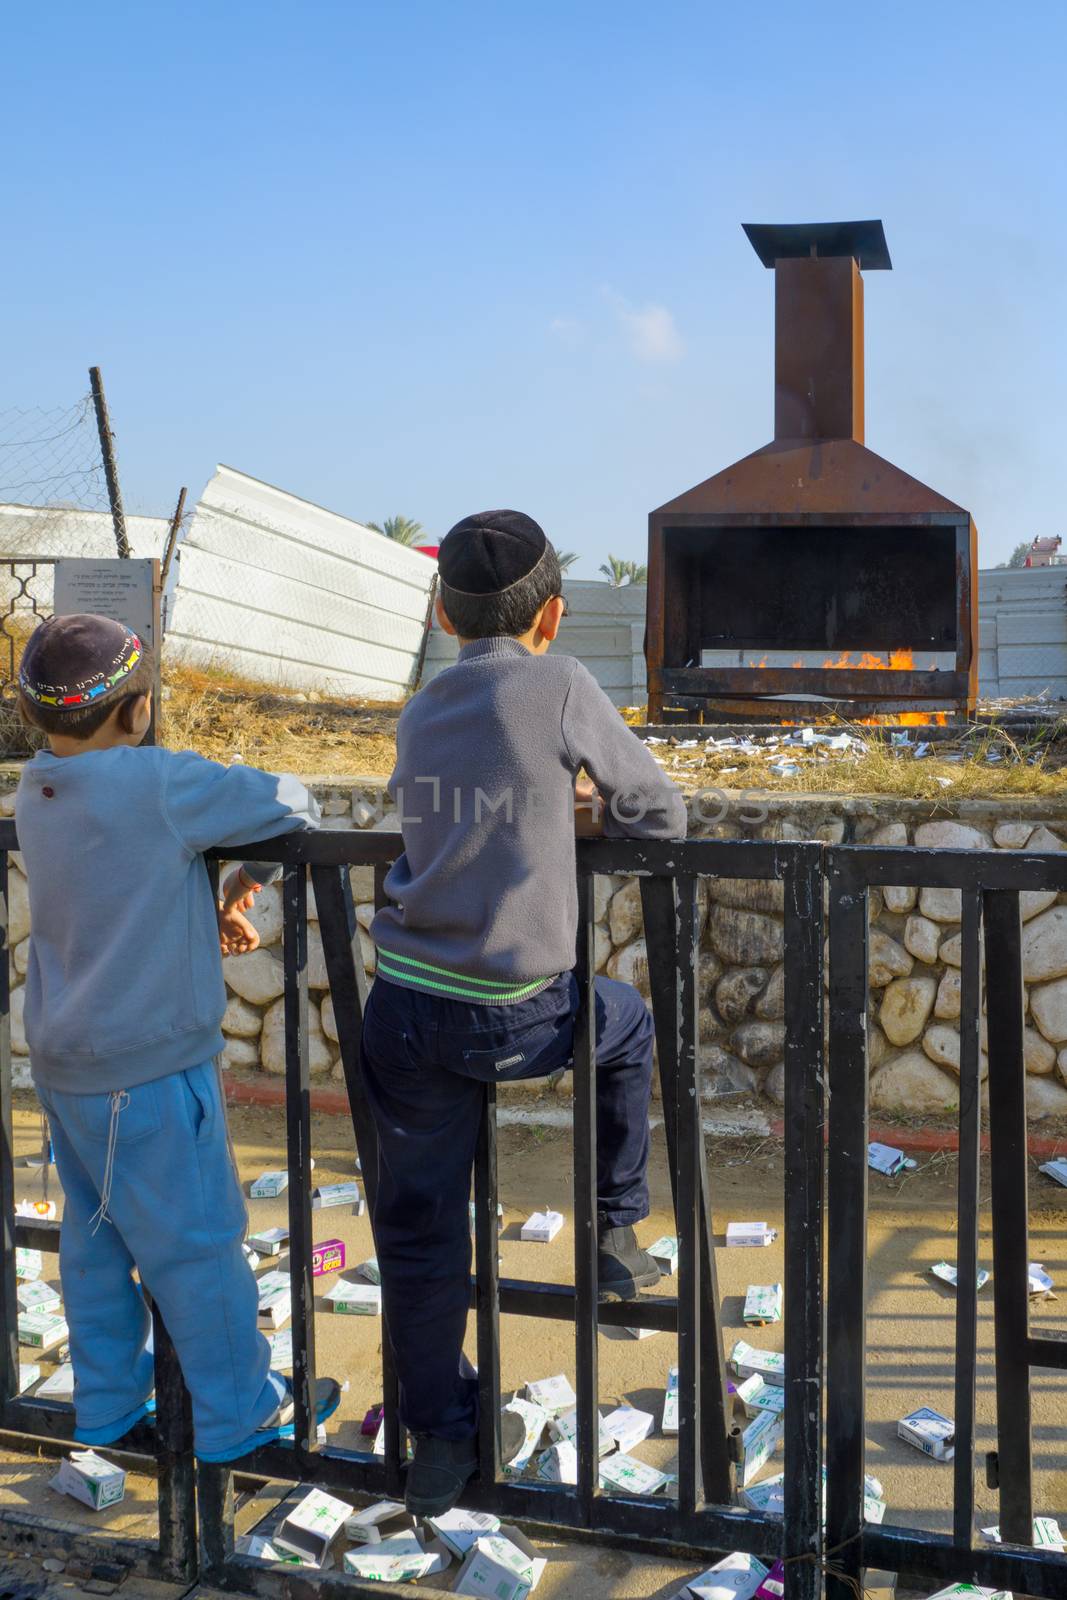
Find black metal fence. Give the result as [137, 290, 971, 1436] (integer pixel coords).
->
[1, 819, 1066, 1599]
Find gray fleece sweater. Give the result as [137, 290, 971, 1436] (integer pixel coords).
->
[371, 636, 687, 1001]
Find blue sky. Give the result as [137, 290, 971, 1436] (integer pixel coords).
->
[5, 1, 1065, 574]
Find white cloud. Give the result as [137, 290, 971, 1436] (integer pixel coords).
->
[604, 289, 684, 363]
[548, 316, 584, 347]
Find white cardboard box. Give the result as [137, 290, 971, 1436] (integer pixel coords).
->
[742, 1284, 783, 1326]
[521, 1209, 564, 1243]
[356, 1256, 381, 1285]
[598, 1453, 669, 1495]
[454, 1526, 546, 1599]
[274, 1488, 351, 1565]
[525, 1374, 576, 1417]
[323, 1277, 381, 1315]
[50, 1450, 126, 1511]
[536, 1441, 577, 1484]
[344, 1499, 412, 1544]
[247, 1226, 289, 1255]
[502, 1398, 550, 1474]
[311, 1182, 362, 1211]
[679, 1551, 769, 1600]
[930, 1261, 990, 1293]
[729, 1340, 785, 1386]
[15, 1247, 42, 1281]
[427, 1507, 502, 1558]
[256, 1272, 291, 1330]
[736, 1374, 786, 1417]
[17, 1280, 61, 1315]
[18, 1362, 41, 1393]
[926, 1588, 1011, 1600]
[1040, 1157, 1067, 1189]
[662, 1366, 679, 1434]
[726, 1222, 777, 1248]
[343, 1529, 450, 1582]
[647, 1235, 679, 1273]
[602, 1404, 655, 1452]
[36, 1362, 74, 1400]
[250, 1170, 288, 1199]
[18, 1311, 68, 1352]
[548, 1406, 613, 1457]
[898, 1407, 955, 1460]
[981, 1516, 1064, 1551]
[266, 1329, 293, 1370]
[623, 1323, 660, 1340]
[739, 1409, 785, 1487]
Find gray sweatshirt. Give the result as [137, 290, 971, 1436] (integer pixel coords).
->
[371, 636, 687, 1001]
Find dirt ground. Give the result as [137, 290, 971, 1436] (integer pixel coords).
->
[5, 1094, 1067, 1597]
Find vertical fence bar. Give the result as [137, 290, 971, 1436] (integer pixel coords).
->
[825, 858, 869, 1600]
[197, 1462, 235, 1578]
[372, 858, 405, 1490]
[675, 873, 704, 1515]
[572, 868, 599, 1519]
[474, 1085, 502, 1484]
[0, 850, 17, 1409]
[282, 862, 316, 1452]
[983, 887, 1033, 1545]
[639, 874, 733, 1504]
[782, 844, 826, 1600]
[151, 1305, 197, 1581]
[952, 888, 982, 1549]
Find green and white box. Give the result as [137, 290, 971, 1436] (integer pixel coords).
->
[275, 1488, 351, 1566]
[647, 1235, 679, 1274]
[739, 1409, 784, 1487]
[736, 1374, 786, 1417]
[502, 1398, 549, 1474]
[682, 1551, 769, 1600]
[742, 1283, 783, 1326]
[311, 1182, 362, 1211]
[521, 1209, 564, 1243]
[15, 1247, 42, 1281]
[356, 1256, 381, 1285]
[18, 1362, 41, 1393]
[536, 1441, 577, 1484]
[926, 1587, 1011, 1600]
[344, 1499, 413, 1545]
[898, 1406, 954, 1461]
[598, 1453, 669, 1496]
[18, 1311, 68, 1352]
[454, 1526, 547, 1599]
[343, 1530, 450, 1582]
[548, 1406, 613, 1457]
[427, 1508, 502, 1558]
[266, 1329, 293, 1370]
[250, 1171, 289, 1199]
[662, 1366, 679, 1434]
[982, 1517, 1064, 1550]
[726, 1222, 777, 1248]
[730, 1340, 785, 1386]
[36, 1362, 74, 1400]
[256, 1270, 291, 1330]
[247, 1226, 289, 1256]
[50, 1450, 126, 1511]
[17, 1280, 61, 1315]
[324, 1277, 381, 1315]
[525, 1374, 576, 1417]
[602, 1404, 655, 1452]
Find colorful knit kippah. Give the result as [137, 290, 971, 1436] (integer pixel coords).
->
[19, 613, 143, 711]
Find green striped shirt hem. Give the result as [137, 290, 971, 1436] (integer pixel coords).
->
[376, 947, 555, 1005]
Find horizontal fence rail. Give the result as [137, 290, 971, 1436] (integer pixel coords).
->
[1, 819, 1066, 1598]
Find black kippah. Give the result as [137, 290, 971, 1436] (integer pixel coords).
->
[19, 613, 144, 711]
[438, 510, 548, 596]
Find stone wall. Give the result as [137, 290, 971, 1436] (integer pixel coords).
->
[5, 778, 1067, 1122]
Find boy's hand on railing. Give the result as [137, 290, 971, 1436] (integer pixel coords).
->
[574, 777, 605, 838]
[217, 902, 260, 957]
[221, 867, 260, 915]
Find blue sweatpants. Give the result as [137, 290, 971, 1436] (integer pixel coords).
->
[36, 1061, 285, 1456]
[360, 971, 654, 1439]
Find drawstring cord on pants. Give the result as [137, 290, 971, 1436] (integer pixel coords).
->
[89, 1090, 129, 1233]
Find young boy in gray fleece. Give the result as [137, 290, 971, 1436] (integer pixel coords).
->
[361, 510, 687, 1514]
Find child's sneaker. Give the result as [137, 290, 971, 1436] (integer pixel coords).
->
[196, 1375, 341, 1462]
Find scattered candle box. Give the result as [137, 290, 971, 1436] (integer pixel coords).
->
[311, 1239, 345, 1277]
[662, 1366, 679, 1434]
[343, 1530, 451, 1583]
[247, 1226, 289, 1256]
[17, 1280, 61, 1315]
[675, 1551, 769, 1600]
[739, 1409, 785, 1487]
[525, 1374, 576, 1417]
[867, 1143, 916, 1177]
[36, 1362, 74, 1400]
[250, 1171, 288, 1199]
[647, 1235, 679, 1273]
[1028, 1263, 1055, 1298]
[735, 1374, 786, 1417]
[256, 1271, 291, 1330]
[927, 1587, 1011, 1600]
[18, 1362, 40, 1393]
[598, 1453, 670, 1496]
[356, 1256, 380, 1285]
[274, 1488, 351, 1566]
[624, 1323, 660, 1340]
[266, 1329, 293, 1370]
[453, 1526, 546, 1599]
[502, 1399, 550, 1475]
[521, 1209, 564, 1243]
[930, 1261, 990, 1293]
[427, 1508, 502, 1559]
[754, 1560, 786, 1600]
[602, 1404, 655, 1453]
[548, 1406, 614, 1457]
[235, 1534, 307, 1565]
[898, 1406, 955, 1461]
[18, 1311, 68, 1352]
[730, 1340, 785, 1387]
[1039, 1157, 1067, 1189]
[311, 1182, 363, 1212]
[726, 1222, 777, 1248]
[342, 1500, 413, 1546]
[50, 1450, 126, 1511]
[323, 1277, 381, 1316]
[15, 1247, 42, 1281]
[742, 1283, 783, 1326]
[536, 1441, 577, 1484]
[981, 1517, 1065, 1551]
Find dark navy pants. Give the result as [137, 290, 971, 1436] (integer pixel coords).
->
[360, 971, 654, 1439]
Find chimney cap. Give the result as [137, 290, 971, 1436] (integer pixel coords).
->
[743, 219, 892, 271]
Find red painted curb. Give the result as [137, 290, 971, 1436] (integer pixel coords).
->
[226, 1076, 1067, 1163]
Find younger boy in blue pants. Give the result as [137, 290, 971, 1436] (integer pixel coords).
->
[361, 512, 687, 1515]
[16, 614, 339, 1460]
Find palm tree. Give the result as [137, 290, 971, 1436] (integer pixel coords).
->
[556, 551, 579, 571]
[366, 515, 424, 547]
[598, 555, 647, 586]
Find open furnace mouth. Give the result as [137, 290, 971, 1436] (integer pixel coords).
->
[645, 220, 978, 724]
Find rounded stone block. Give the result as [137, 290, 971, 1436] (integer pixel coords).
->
[608, 880, 644, 945]
[904, 914, 940, 965]
[755, 965, 785, 1021]
[934, 969, 961, 1020]
[261, 994, 334, 1078]
[868, 930, 914, 988]
[914, 821, 989, 851]
[1029, 977, 1067, 1044]
[879, 975, 937, 1047]
[607, 936, 651, 998]
[871, 1052, 959, 1113]
[707, 904, 783, 967]
[705, 878, 786, 916]
[732, 1020, 785, 1069]
[1022, 907, 1067, 984]
[883, 885, 917, 914]
[715, 968, 768, 1025]
[224, 948, 286, 1005]
[222, 996, 263, 1038]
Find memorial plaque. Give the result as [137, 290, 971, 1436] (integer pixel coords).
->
[52, 558, 162, 742]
